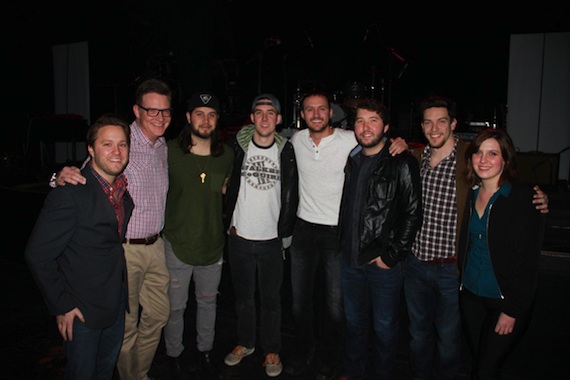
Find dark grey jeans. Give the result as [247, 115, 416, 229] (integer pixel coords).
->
[227, 233, 283, 355]
[289, 218, 344, 367]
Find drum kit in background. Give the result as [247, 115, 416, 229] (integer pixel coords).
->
[289, 78, 387, 130]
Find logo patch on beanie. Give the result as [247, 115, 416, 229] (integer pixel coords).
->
[199, 94, 213, 105]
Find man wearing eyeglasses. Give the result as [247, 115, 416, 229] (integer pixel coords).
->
[51, 78, 173, 380]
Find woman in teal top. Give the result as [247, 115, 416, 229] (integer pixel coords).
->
[458, 128, 545, 380]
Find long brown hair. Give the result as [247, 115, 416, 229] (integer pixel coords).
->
[464, 128, 518, 187]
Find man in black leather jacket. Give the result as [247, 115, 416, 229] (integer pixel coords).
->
[338, 98, 422, 379]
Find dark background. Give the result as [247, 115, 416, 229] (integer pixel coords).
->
[3, 3, 570, 378]
[4, 2, 570, 157]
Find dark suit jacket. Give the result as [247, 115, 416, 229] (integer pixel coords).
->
[25, 167, 134, 329]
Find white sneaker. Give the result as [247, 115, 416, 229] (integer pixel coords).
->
[263, 353, 283, 377]
[224, 345, 255, 366]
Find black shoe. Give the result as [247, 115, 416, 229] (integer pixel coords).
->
[284, 355, 313, 376]
[316, 363, 338, 380]
[168, 355, 189, 380]
[199, 351, 220, 378]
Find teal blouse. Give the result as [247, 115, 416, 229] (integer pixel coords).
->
[463, 182, 512, 298]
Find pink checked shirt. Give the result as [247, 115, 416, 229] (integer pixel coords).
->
[123, 121, 168, 239]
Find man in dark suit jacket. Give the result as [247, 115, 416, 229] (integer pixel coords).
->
[25, 113, 134, 379]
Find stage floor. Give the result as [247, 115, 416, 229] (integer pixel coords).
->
[2, 183, 569, 379]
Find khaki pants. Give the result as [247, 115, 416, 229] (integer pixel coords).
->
[116, 237, 170, 380]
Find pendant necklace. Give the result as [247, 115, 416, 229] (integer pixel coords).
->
[192, 153, 210, 184]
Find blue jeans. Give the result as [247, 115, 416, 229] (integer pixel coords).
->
[227, 234, 283, 354]
[64, 297, 125, 380]
[342, 261, 403, 380]
[289, 218, 344, 365]
[403, 254, 462, 380]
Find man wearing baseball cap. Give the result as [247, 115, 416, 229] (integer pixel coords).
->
[250, 93, 282, 113]
[223, 93, 298, 377]
[162, 91, 234, 379]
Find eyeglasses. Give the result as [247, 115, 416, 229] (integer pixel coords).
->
[137, 104, 173, 117]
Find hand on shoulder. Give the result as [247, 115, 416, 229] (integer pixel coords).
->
[53, 166, 86, 187]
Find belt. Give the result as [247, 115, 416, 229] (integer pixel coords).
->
[228, 226, 277, 242]
[298, 218, 337, 229]
[426, 256, 457, 265]
[123, 234, 160, 245]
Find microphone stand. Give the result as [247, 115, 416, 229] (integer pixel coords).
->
[365, 24, 412, 113]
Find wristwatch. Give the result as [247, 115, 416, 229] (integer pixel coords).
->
[49, 172, 57, 188]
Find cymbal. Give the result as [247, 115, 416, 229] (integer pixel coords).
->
[331, 103, 347, 123]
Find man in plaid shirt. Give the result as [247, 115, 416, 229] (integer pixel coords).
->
[404, 95, 549, 380]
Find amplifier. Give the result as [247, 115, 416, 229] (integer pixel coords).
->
[516, 152, 559, 187]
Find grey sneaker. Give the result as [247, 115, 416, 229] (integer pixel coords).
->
[224, 345, 255, 366]
[263, 353, 283, 377]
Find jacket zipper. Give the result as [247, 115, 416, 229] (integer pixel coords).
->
[486, 203, 504, 299]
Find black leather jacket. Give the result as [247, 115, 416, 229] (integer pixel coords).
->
[224, 124, 299, 239]
[339, 142, 423, 267]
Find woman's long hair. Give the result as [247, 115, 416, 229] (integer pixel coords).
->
[464, 128, 518, 187]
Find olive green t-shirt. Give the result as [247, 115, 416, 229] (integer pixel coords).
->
[163, 140, 234, 265]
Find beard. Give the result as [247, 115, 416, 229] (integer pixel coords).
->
[307, 118, 329, 133]
[191, 124, 214, 139]
[424, 129, 453, 149]
[356, 133, 383, 148]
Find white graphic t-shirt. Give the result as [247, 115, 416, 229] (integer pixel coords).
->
[231, 141, 281, 240]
